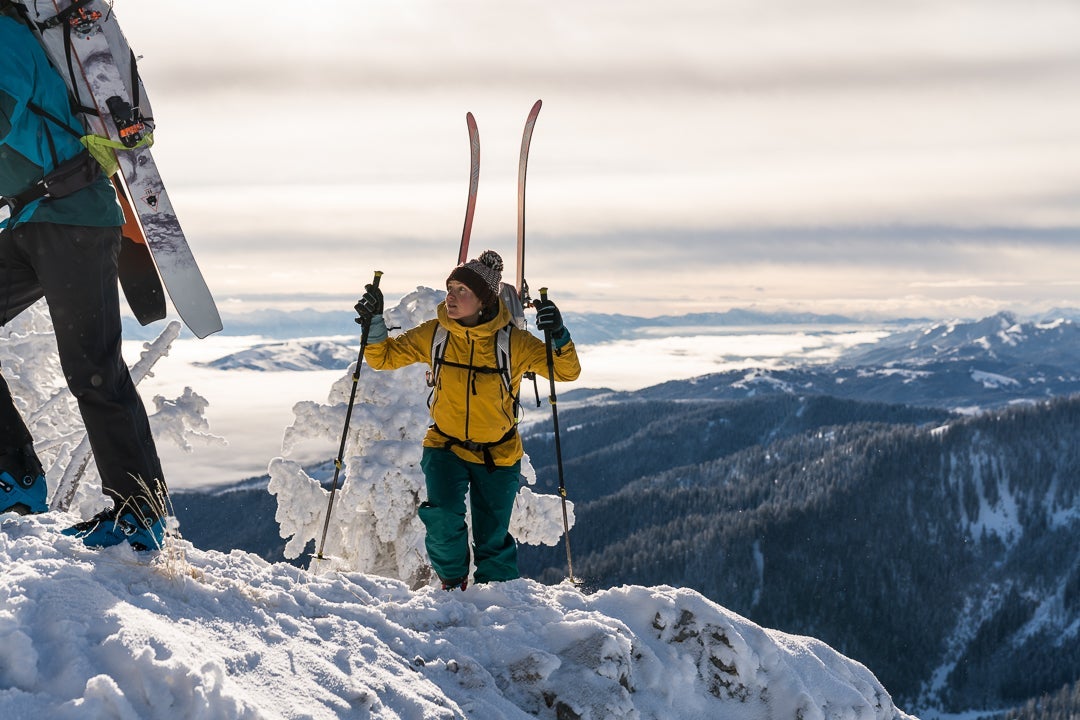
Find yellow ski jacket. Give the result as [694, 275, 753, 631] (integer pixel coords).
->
[365, 301, 581, 466]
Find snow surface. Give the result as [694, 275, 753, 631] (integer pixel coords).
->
[0, 513, 911, 720]
[969, 369, 1019, 389]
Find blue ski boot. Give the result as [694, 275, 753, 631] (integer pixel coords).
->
[0, 445, 47, 515]
[62, 501, 165, 551]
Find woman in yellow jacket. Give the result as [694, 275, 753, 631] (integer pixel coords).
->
[355, 251, 581, 590]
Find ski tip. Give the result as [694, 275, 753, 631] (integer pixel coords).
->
[532, 99, 542, 111]
[190, 320, 224, 339]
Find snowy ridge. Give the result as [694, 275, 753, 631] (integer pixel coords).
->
[842, 311, 1080, 367]
[194, 339, 358, 371]
[0, 514, 910, 720]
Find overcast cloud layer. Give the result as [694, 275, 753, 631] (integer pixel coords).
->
[112, 0, 1080, 318]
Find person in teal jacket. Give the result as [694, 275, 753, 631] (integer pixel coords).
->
[0, 11, 167, 550]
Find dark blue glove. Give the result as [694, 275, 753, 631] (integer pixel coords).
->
[354, 284, 384, 325]
[534, 298, 565, 339]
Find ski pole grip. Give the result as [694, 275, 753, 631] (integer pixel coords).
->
[372, 270, 383, 287]
[539, 287, 549, 303]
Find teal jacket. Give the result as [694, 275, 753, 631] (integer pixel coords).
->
[0, 15, 122, 228]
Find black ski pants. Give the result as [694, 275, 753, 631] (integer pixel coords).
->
[0, 221, 165, 504]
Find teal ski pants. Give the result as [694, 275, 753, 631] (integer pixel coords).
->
[418, 446, 521, 584]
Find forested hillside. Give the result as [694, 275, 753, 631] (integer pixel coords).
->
[521, 395, 1080, 713]
[522, 394, 951, 502]
[1005, 679, 1080, 720]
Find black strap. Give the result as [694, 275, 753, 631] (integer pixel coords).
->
[0, 149, 99, 218]
[434, 357, 503, 375]
[434, 356, 509, 396]
[41, 2, 103, 119]
[431, 424, 517, 474]
[26, 101, 79, 173]
[126, 48, 141, 113]
[27, 101, 82, 140]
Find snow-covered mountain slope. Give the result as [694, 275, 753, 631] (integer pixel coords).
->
[0, 514, 911, 720]
[194, 339, 358, 371]
[840, 311, 1080, 367]
[623, 312, 1080, 409]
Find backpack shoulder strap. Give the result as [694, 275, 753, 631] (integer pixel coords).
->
[427, 324, 449, 389]
[431, 324, 449, 360]
[498, 323, 528, 422]
[495, 324, 512, 394]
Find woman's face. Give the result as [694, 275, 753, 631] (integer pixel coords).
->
[445, 280, 484, 326]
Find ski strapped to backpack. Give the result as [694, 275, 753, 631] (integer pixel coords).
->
[426, 322, 528, 473]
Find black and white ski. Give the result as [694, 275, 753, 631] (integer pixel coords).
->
[23, 0, 222, 338]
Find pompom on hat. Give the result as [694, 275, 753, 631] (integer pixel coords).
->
[447, 250, 503, 308]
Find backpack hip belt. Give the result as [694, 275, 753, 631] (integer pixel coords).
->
[1, 149, 100, 220]
[430, 424, 518, 474]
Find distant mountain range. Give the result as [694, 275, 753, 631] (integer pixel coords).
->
[564, 311, 1080, 410]
[558, 308, 909, 345]
[125, 305, 921, 344]
[123, 308, 360, 341]
[144, 311, 1080, 405]
[842, 311, 1080, 367]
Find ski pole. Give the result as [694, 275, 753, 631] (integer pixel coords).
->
[315, 270, 382, 565]
[539, 287, 578, 585]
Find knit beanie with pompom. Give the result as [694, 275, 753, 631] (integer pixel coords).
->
[447, 250, 503, 308]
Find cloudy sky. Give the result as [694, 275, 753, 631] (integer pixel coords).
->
[116, 0, 1080, 319]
